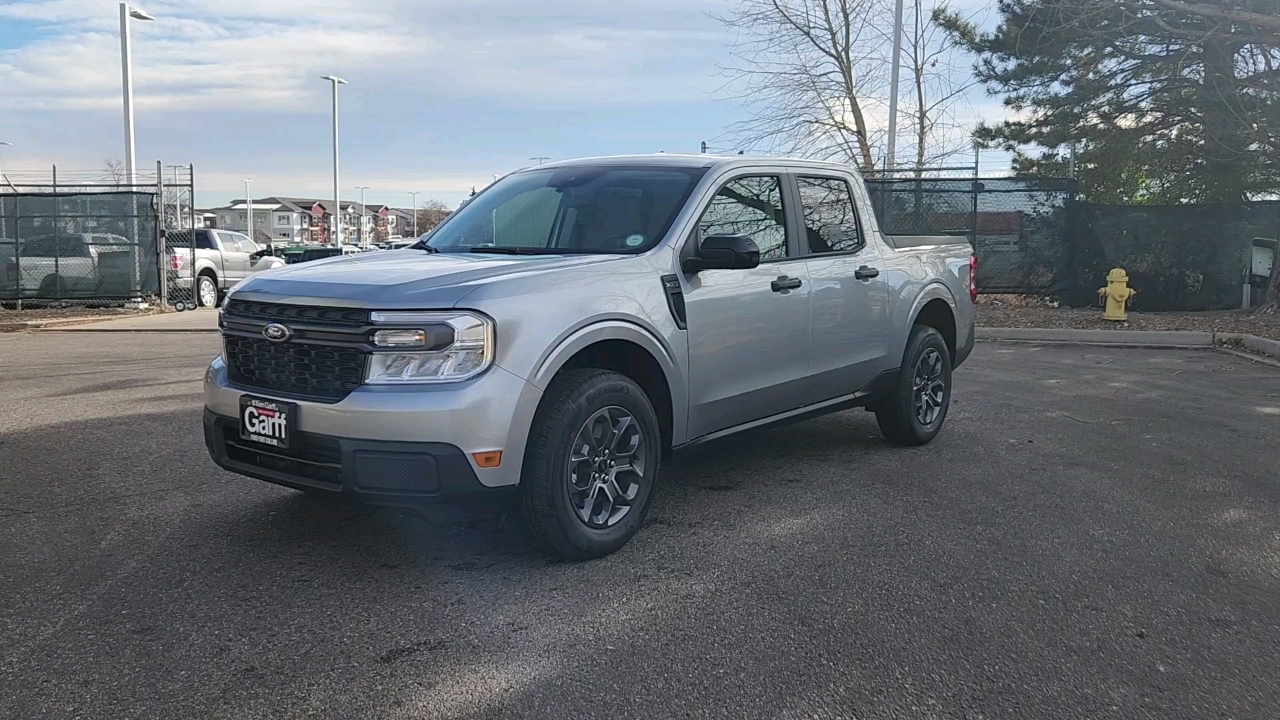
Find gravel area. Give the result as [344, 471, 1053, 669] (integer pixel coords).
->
[977, 295, 1280, 340]
[0, 306, 164, 326]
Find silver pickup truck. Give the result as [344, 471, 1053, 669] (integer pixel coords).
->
[1, 233, 133, 299]
[204, 155, 975, 558]
[167, 228, 285, 307]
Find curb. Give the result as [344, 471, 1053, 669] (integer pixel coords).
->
[977, 327, 1280, 362]
[1214, 332, 1280, 361]
[35, 327, 218, 333]
[976, 327, 1215, 348]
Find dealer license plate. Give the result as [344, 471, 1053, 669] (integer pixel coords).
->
[239, 396, 295, 449]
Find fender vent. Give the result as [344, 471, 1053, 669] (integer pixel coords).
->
[661, 274, 687, 330]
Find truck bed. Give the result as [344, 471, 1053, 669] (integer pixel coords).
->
[881, 234, 972, 250]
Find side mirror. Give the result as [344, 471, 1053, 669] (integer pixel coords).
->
[682, 234, 761, 273]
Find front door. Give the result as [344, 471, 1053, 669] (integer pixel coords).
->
[216, 231, 251, 282]
[683, 174, 814, 439]
[794, 174, 892, 397]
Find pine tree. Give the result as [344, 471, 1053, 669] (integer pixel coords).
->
[939, 0, 1280, 203]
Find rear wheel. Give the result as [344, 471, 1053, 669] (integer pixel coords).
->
[518, 369, 661, 560]
[196, 273, 219, 308]
[876, 325, 952, 446]
[37, 275, 67, 300]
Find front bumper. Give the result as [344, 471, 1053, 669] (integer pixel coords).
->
[204, 410, 515, 521]
[204, 356, 543, 496]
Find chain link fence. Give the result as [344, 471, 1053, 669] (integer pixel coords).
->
[0, 164, 195, 308]
[865, 176, 1078, 295]
[1067, 202, 1280, 311]
[158, 165, 199, 309]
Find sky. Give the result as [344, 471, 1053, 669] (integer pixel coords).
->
[0, 0, 1003, 209]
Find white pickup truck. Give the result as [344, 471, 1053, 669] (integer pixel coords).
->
[0, 233, 133, 299]
[166, 228, 286, 307]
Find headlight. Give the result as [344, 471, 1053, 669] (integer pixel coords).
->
[365, 311, 494, 384]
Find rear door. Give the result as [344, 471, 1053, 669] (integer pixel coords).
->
[682, 173, 814, 438]
[793, 173, 893, 396]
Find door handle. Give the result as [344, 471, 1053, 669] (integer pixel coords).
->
[855, 265, 880, 281]
[771, 275, 803, 293]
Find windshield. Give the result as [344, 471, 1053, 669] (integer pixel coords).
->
[425, 165, 706, 253]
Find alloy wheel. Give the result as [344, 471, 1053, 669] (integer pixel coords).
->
[912, 347, 947, 426]
[565, 406, 647, 529]
[198, 278, 218, 308]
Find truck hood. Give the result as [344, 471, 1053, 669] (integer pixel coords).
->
[228, 250, 620, 308]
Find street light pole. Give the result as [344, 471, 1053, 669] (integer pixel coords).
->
[321, 75, 348, 245]
[529, 156, 552, 165]
[355, 186, 369, 245]
[409, 191, 420, 238]
[243, 178, 253, 242]
[0, 141, 11, 188]
[0, 142, 11, 239]
[119, 4, 154, 186]
[885, 0, 904, 174]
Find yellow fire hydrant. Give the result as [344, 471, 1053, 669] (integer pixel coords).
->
[1098, 268, 1136, 321]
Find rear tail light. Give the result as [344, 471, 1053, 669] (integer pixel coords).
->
[968, 254, 978, 303]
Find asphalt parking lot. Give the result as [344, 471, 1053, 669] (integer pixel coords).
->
[3, 333, 1280, 719]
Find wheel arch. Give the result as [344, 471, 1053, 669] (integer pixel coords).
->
[906, 283, 958, 360]
[528, 321, 685, 455]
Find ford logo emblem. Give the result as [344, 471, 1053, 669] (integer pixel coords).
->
[262, 323, 292, 343]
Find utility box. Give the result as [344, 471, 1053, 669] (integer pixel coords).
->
[1252, 238, 1276, 280]
[1247, 238, 1278, 308]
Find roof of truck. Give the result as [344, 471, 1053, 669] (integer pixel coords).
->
[529, 153, 862, 174]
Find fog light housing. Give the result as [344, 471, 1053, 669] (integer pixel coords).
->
[373, 329, 427, 347]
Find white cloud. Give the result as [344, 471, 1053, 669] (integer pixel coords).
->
[0, 0, 727, 112]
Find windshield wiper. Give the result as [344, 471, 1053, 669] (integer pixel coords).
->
[467, 246, 562, 255]
[410, 243, 439, 253]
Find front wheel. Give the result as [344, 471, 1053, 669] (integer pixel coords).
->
[876, 325, 953, 446]
[518, 369, 661, 560]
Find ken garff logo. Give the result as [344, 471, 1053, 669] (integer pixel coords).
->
[262, 323, 292, 343]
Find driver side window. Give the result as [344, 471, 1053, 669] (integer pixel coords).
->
[698, 176, 790, 261]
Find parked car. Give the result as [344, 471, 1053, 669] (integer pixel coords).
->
[0, 232, 133, 299]
[204, 155, 976, 559]
[166, 228, 286, 307]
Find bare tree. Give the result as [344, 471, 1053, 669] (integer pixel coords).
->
[101, 158, 126, 185]
[903, 0, 978, 175]
[415, 199, 452, 234]
[715, 0, 979, 175]
[714, 0, 893, 172]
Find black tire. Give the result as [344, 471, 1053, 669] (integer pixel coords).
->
[196, 273, 220, 308]
[876, 325, 953, 446]
[518, 369, 662, 560]
[37, 275, 67, 300]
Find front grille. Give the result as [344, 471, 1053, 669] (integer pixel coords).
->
[218, 418, 344, 487]
[225, 441, 343, 486]
[223, 299, 369, 328]
[225, 335, 366, 401]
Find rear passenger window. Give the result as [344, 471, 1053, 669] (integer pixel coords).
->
[796, 176, 862, 254]
[699, 176, 789, 261]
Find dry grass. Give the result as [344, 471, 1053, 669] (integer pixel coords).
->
[977, 295, 1280, 340]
